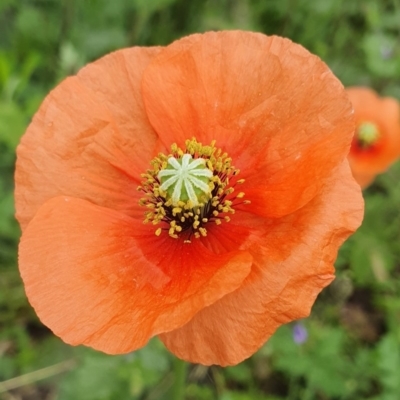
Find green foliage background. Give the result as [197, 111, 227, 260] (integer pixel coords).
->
[1, 0, 400, 399]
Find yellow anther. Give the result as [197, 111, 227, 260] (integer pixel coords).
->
[199, 227, 207, 237]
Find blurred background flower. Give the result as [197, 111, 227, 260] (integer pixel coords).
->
[346, 87, 400, 189]
[1, 0, 400, 399]
[292, 322, 308, 345]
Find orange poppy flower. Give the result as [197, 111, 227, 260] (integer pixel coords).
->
[346, 87, 400, 188]
[15, 31, 363, 366]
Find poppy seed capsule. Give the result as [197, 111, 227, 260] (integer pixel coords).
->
[158, 154, 213, 206]
[356, 122, 380, 148]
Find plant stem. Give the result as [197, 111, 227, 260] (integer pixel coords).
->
[171, 357, 188, 400]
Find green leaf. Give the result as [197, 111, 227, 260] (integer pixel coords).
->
[362, 33, 400, 78]
[377, 334, 400, 394]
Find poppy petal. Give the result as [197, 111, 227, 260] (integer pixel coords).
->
[351, 171, 376, 189]
[159, 160, 363, 365]
[18, 197, 252, 354]
[76, 46, 163, 174]
[15, 47, 162, 231]
[142, 31, 354, 217]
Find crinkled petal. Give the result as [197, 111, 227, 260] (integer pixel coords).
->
[159, 160, 363, 365]
[18, 197, 252, 354]
[15, 47, 162, 231]
[142, 31, 354, 217]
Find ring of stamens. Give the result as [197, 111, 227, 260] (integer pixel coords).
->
[138, 138, 250, 242]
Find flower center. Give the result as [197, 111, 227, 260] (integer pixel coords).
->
[356, 121, 380, 148]
[158, 154, 213, 206]
[138, 138, 249, 242]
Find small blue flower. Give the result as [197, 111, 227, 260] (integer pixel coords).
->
[293, 322, 308, 344]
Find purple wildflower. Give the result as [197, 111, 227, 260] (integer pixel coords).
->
[293, 322, 308, 344]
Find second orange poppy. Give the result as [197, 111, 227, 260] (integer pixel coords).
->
[347, 87, 400, 188]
